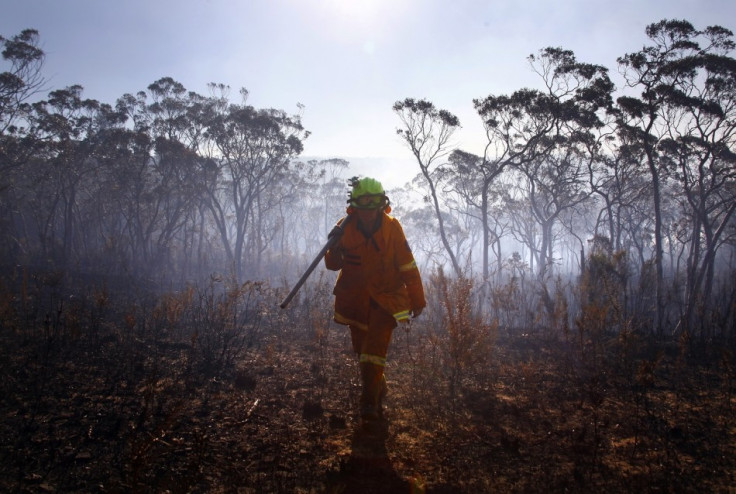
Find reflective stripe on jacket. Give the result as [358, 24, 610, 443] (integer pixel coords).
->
[324, 213, 425, 327]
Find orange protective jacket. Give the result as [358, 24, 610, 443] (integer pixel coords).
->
[324, 212, 426, 329]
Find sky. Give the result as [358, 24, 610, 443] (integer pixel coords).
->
[2, 0, 735, 187]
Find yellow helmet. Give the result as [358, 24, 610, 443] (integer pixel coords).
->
[348, 177, 389, 210]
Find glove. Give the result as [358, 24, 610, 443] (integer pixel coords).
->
[411, 307, 424, 318]
[326, 246, 344, 260]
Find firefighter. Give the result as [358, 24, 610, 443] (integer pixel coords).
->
[324, 177, 426, 424]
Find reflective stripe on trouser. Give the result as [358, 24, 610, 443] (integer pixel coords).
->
[360, 353, 386, 367]
[351, 300, 396, 419]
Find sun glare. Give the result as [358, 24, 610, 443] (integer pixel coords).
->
[309, 0, 410, 42]
[320, 0, 385, 24]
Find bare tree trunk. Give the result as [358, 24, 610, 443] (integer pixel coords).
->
[413, 162, 462, 278]
[645, 150, 665, 337]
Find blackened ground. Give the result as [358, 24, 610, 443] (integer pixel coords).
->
[1, 317, 735, 493]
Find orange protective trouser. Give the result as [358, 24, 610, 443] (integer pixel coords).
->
[350, 299, 396, 412]
[349, 299, 397, 363]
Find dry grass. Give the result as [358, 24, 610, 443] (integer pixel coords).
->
[0, 272, 735, 493]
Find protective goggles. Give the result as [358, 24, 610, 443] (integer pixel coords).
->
[350, 194, 387, 209]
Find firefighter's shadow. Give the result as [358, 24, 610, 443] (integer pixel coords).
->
[326, 419, 409, 493]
